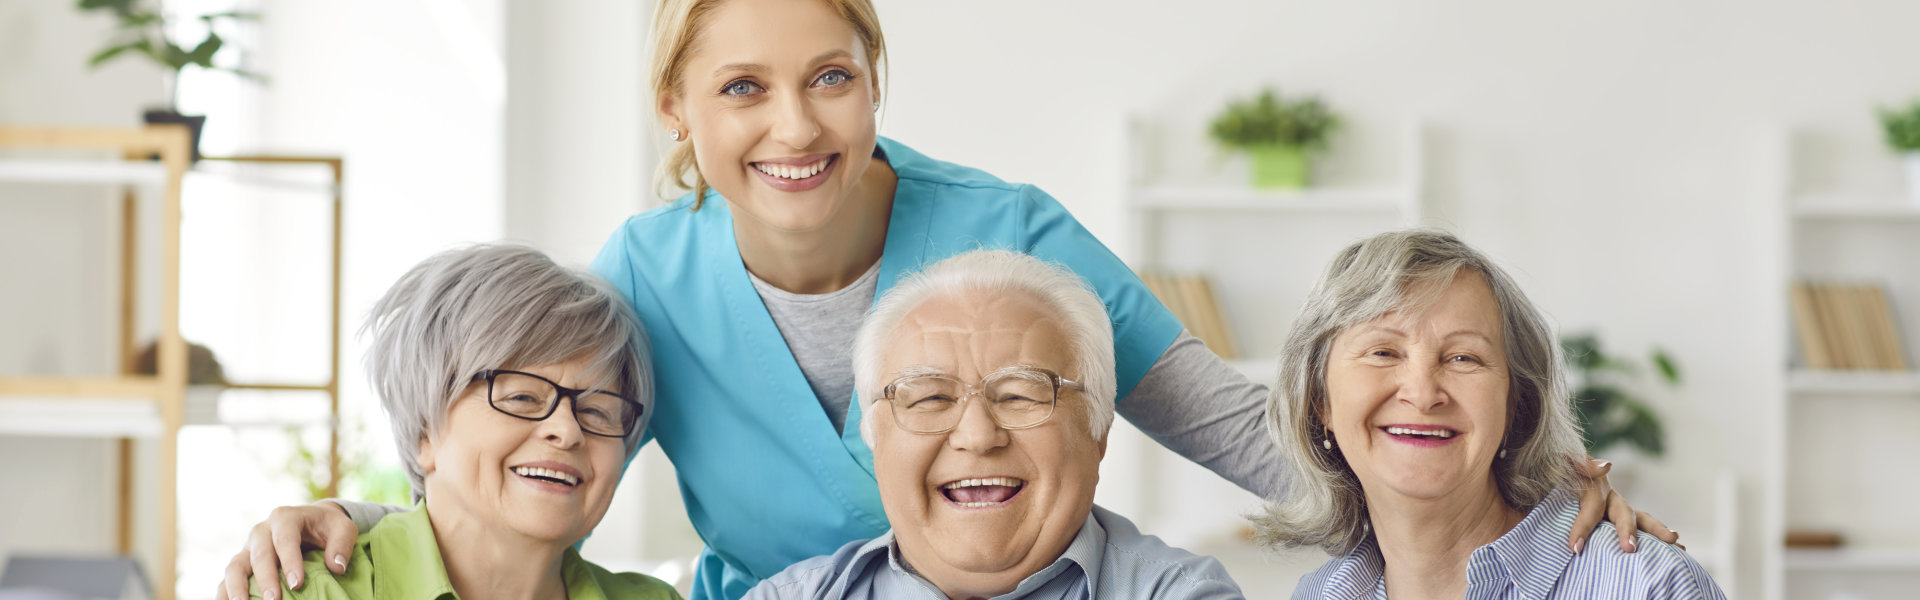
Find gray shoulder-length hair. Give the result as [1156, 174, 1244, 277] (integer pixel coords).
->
[362, 244, 652, 501]
[851, 249, 1118, 446]
[1252, 229, 1586, 554]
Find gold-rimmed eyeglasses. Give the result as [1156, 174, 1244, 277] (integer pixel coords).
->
[878, 366, 1082, 434]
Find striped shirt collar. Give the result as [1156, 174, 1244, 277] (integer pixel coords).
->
[831, 509, 1109, 599]
[1317, 489, 1581, 600]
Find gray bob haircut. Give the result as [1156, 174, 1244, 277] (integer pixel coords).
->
[363, 244, 652, 501]
[1252, 229, 1585, 554]
[852, 249, 1117, 446]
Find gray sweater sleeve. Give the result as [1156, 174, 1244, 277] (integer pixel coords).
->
[1118, 331, 1287, 500]
[317, 499, 407, 533]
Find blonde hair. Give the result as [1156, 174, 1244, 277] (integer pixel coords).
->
[1250, 230, 1586, 554]
[649, 0, 888, 206]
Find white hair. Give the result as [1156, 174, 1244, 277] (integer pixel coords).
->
[1251, 229, 1586, 554]
[852, 249, 1116, 446]
[362, 244, 651, 502]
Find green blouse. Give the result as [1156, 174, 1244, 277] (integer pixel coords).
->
[252, 504, 680, 600]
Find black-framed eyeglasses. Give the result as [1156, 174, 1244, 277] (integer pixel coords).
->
[878, 365, 1082, 434]
[470, 369, 643, 438]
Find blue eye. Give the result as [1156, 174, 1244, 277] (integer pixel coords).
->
[814, 70, 852, 87]
[722, 80, 762, 96]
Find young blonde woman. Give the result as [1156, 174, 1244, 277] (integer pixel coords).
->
[217, 1, 1675, 599]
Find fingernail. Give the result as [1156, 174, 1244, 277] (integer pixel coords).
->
[1596, 460, 1611, 469]
[1572, 538, 1584, 554]
[333, 555, 346, 569]
[1626, 538, 1637, 551]
[1668, 528, 1678, 534]
[287, 572, 299, 588]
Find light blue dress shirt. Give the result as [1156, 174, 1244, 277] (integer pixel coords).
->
[590, 138, 1185, 600]
[743, 505, 1244, 600]
[1292, 489, 1725, 600]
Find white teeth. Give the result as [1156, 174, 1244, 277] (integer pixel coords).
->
[513, 466, 580, 486]
[1386, 427, 1454, 438]
[941, 476, 1026, 490]
[753, 157, 830, 180]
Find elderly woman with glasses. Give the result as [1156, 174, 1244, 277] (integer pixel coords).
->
[1258, 230, 1724, 600]
[248, 244, 679, 600]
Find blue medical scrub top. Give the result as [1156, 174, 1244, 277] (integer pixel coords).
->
[590, 137, 1183, 600]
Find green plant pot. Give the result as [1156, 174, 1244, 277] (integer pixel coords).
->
[1247, 145, 1310, 189]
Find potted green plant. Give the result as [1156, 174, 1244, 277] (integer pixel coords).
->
[1208, 89, 1340, 189]
[1879, 100, 1920, 206]
[78, 0, 262, 161]
[1562, 333, 1681, 458]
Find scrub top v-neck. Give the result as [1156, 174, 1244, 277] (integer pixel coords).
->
[590, 137, 1182, 600]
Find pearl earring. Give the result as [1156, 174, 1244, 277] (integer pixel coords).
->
[1323, 439, 1332, 450]
[1322, 428, 1334, 451]
[669, 129, 681, 141]
[1499, 448, 1508, 459]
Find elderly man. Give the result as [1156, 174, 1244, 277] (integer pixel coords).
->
[745, 249, 1243, 600]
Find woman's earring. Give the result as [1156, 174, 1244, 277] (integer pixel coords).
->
[872, 101, 881, 112]
[1322, 428, 1334, 451]
[1499, 448, 1508, 459]
[669, 129, 681, 141]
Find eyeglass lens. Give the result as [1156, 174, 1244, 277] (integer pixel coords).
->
[890, 371, 1057, 432]
[488, 372, 637, 437]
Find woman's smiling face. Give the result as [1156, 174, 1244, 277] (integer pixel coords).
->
[1322, 271, 1512, 504]
[659, 0, 881, 233]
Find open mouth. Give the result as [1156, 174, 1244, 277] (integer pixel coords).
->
[939, 477, 1026, 509]
[511, 465, 580, 487]
[751, 155, 836, 181]
[1379, 425, 1460, 444]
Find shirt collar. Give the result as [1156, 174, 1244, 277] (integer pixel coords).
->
[367, 504, 459, 600]
[847, 510, 1109, 599]
[368, 504, 615, 600]
[1316, 489, 1580, 600]
[1473, 489, 1579, 600]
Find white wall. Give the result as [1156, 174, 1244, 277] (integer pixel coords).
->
[872, 0, 1920, 597]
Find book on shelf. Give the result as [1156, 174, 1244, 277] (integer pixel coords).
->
[1788, 281, 1910, 371]
[1138, 270, 1237, 359]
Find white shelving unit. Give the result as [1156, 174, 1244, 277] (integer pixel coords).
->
[1123, 118, 1425, 381]
[1101, 117, 1425, 568]
[1767, 130, 1920, 600]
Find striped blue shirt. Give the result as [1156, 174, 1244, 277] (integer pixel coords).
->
[743, 505, 1244, 599]
[1292, 489, 1725, 600]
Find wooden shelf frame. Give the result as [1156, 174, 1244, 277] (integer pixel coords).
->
[199, 154, 348, 501]
[0, 124, 191, 600]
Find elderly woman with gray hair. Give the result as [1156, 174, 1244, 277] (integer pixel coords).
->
[1259, 230, 1723, 600]
[247, 244, 679, 600]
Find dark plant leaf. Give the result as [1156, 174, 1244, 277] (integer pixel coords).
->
[160, 40, 193, 71]
[197, 10, 261, 20]
[77, 0, 133, 11]
[217, 67, 268, 82]
[1625, 405, 1665, 457]
[187, 33, 223, 67]
[87, 40, 144, 67]
[1652, 349, 1681, 384]
[1561, 334, 1605, 370]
